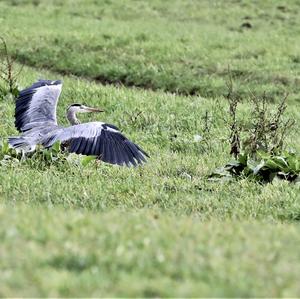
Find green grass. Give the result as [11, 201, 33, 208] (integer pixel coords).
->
[0, 0, 300, 297]
[1, 204, 300, 297]
[1, 66, 299, 220]
[1, 0, 300, 98]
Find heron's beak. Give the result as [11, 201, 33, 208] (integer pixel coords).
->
[82, 106, 104, 113]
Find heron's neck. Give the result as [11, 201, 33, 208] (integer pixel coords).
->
[67, 110, 80, 125]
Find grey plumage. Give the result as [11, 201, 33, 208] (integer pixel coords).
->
[9, 79, 149, 166]
[15, 80, 62, 131]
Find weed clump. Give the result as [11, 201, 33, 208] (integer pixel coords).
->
[0, 140, 97, 170]
[210, 73, 299, 183]
[0, 37, 22, 100]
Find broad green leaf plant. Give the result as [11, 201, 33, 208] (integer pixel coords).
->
[0, 140, 96, 170]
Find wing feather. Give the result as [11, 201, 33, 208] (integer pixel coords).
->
[107, 131, 119, 164]
[69, 137, 81, 154]
[43, 122, 148, 166]
[102, 131, 112, 163]
[78, 137, 88, 154]
[84, 138, 93, 155]
[125, 140, 144, 163]
[69, 138, 81, 153]
[110, 137, 124, 165]
[90, 136, 99, 156]
[15, 80, 62, 132]
[112, 133, 135, 166]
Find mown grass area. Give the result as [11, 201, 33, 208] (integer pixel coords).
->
[0, 0, 300, 297]
[1, 205, 300, 297]
[0, 65, 299, 297]
[1, 66, 299, 219]
[1, 0, 300, 98]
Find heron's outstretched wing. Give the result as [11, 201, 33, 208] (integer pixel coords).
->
[43, 122, 149, 166]
[15, 79, 62, 132]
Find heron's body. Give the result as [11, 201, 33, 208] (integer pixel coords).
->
[9, 80, 149, 166]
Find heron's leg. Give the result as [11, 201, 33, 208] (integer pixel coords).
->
[20, 150, 26, 162]
[95, 159, 101, 169]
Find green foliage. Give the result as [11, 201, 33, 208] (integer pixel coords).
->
[213, 74, 298, 183]
[0, 140, 96, 169]
[243, 94, 295, 156]
[209, 151, 300, 183]
[0, 37, 22, 100]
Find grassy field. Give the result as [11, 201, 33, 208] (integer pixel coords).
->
[0, 0, 300, 297]
[1, 0, 300, 98]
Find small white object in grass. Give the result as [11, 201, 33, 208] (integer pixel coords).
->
[180, 172, 192, 180]
[156, 252, 165, 263]
[194, 134, 203, 142]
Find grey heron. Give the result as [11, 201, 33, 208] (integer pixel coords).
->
[8, 79, 149, 166]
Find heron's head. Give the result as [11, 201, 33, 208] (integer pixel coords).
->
[67, 103, 104, 114]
